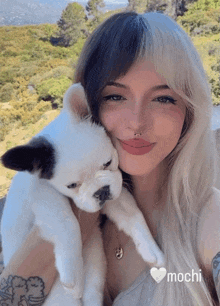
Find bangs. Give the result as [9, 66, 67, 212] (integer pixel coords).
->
[141, 13, 209, 110]
[81, 12, 151, 122]
[143, 13, 194, 101]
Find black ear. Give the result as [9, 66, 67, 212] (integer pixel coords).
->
[1, 136, 55, 179]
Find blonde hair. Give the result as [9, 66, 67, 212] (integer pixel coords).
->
[75, 11, 218, 305]
[138, 12, 217, 306]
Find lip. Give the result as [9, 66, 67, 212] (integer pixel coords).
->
[119, 138, 155, 155]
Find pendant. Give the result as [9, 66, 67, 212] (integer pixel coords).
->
[115, 247, 123, 259]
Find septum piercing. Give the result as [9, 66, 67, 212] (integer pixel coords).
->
[134, 132, 142, 137]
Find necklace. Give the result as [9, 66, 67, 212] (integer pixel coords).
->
[113, 196, 163, 260]
[114, 226, 124, 260]
[115, 246, 124, 259]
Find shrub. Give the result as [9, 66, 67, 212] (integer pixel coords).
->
[3, 50, 18, 57]
[17, 65, 38, 80]
[10, 100, 37, 112]
[0, 108, 22, 141]
[191, 22, 220, 36]
[36, 76, 71, 102]
[29, 65, 73, 88]
[0, 68, 19, 85]
[0, 83, 14, 102]
[20, 101, 52, 125]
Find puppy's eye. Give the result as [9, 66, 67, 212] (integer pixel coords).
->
[67, 183, 78, 189]
[103, 159, 112, 169]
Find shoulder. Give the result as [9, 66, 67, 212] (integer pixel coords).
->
[197, 187, 220, 273]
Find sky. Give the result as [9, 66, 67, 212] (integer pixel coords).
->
[0, 0, 127, 25]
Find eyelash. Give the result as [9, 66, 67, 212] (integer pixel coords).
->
[102, 95, 124, 102]
[153, 96, 177, 105]
[102, 95, 177, 105]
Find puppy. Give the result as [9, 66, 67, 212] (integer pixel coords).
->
[1, 83, 164, 306]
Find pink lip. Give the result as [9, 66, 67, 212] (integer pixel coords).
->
[119, 138, 155, 155]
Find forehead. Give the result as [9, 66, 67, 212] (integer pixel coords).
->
[102, 59, 187, 115]
[115, 60, 167, 86]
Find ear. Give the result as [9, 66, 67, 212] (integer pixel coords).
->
[63, 83, 91, 119]
[1, 136, 55, 179]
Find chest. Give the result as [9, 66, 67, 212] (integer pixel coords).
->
[102, 220, 219, 305]
[102, 220, 149, 301]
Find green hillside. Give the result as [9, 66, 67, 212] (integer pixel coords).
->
[0, 1, 219, 197]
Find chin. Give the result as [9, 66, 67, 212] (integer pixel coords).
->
[118, 157, 156, 177]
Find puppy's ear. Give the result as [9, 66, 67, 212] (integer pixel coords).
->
[1, 136, 55, 179]
[63, 83, 91, 119]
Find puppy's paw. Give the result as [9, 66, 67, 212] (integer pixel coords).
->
[62, 282, 84, 300]
[154, 250, 165, 267]
[137, 242, 165, 267]
[59, 257, 84, 299]
[83, 292, 103, 306]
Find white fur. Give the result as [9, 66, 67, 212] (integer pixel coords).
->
[1, 83, 164, 305]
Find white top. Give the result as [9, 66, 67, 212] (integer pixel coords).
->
[112, 268, 156, 306]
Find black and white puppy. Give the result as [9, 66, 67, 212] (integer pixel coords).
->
[1, 83, 164, 306]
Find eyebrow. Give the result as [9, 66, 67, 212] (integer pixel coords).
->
[105, 81, 170, 92]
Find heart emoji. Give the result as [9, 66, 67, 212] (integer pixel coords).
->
[150, 267, 167, 283]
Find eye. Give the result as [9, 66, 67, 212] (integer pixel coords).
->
[67, 183, 78, 189]
[153, 96, 177, 105]
[102, 95, 124, 102]
[103, 159, 112, 169]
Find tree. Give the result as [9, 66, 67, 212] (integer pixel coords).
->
[127, 0, 146, 12]
[86, 0, 105, 26]
[56, 2, 86, 47]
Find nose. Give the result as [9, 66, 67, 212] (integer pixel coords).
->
[93, 185, 111, 207]
[129, 102, 145, 131]
[127, 111, 146, 131]
[132, 100, 142, 115]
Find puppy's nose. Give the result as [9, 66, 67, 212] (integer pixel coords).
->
[93, 185, 111, 207]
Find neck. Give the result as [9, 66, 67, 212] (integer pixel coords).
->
[131, 161, 167, 237]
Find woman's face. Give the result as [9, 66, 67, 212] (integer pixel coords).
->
[99, 60, 186, 177]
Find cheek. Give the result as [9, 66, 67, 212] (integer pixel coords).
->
[99, 106, 121, 133]
[153, 108, 185, 139]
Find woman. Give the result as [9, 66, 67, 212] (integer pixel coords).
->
[1, 11, 220, 306]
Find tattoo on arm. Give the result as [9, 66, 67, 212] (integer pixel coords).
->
[0, 274, 47, 306]
[212, 251, 220, 301]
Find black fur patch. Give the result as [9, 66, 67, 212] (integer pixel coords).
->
[1, 136, 56, 180]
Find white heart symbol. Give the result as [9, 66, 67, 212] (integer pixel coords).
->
[150, 267, 167, 283]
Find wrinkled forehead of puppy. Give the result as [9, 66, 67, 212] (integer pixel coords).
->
[46, 82, 114, 166]
[53, 117, 114, 171]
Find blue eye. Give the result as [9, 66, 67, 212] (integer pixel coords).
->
[103, 95, 124, 101]
[154, 96, 177, 104]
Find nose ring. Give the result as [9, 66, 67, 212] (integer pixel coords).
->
[134, 132, 142, 137]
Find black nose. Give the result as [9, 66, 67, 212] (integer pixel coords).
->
[93, 185, 111, 206]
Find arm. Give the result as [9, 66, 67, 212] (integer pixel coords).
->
[0, 226, 57, 305]
[197, 187, 220, 304]
[212, 252, 220, 303]
[0, 200, 100, 306]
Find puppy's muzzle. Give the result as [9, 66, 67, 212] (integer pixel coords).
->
[93, 185, 112, 207]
